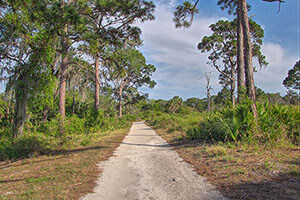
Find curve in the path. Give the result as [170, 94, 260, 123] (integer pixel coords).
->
[81, 121, 226, 200]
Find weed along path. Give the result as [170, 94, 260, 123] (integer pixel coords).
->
[81, 121, 225, 200]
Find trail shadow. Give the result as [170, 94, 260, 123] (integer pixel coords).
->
[0, 156, 66, 170]
[224, 173, 300, 200]
[121, 142, 170, 148]
[0, 178, 28, 184]
[140, 127, 153, 131]
[46, 145, 107, 156]
[163, 137, 300, 199]
[127, 134, 159, 137]
[0, 145, 107, 170]
[0, 175, 53, 184]
[0, 176, 41, 184]
[168, 138, 208, 149]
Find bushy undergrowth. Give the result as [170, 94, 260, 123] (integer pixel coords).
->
[145, 111, 203, 133]
[145, 103, 300, 144]
[0, 112, 136, 161]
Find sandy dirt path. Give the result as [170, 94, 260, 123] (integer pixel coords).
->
[81, 121, 226, 200]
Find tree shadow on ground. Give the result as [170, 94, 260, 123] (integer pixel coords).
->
[121, 142, 170, 148]
[167, 137, 300, 200]
[0, 145, 107, 170]
[222, 173, 300, 200]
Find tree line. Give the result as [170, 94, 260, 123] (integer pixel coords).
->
[0, 0, 156, 138]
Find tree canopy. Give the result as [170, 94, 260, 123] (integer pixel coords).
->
[283, 60, 300, 94]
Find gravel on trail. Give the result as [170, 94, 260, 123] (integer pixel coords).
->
[81, 121, 226, 200]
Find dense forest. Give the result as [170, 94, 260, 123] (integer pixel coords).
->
[0, 0, 299, 199]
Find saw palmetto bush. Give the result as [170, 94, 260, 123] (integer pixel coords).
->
[257, 102, 300, 143]
[187, 103, 255, 142]
[166, 102, 300, 144]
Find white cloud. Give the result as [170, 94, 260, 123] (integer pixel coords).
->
[138, 2, 223, 99]
[138, 2, 298, 100]
[255, 42, 298, 95]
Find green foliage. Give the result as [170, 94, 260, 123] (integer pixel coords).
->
[0, 94, 12, 127]
[145, 101, 299, 145]
[214, 87, 232, 108]
[165, 96, 183, 113]
[187, 103, 255, 142]
[0, 134, 48, 160]
[184, 97, 207, 112]
[257, 102, 300, 142]
[0, 111, 134, 161]
[173, 1, 199, 28]
[198, 19, 267, 88]
[283, 60, 300, 93]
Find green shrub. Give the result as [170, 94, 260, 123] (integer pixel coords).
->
[187, 104, 255, 142]
[258, 102, 300, 143]
[0, 135, 48, 161]
[65, 115, 86, 135]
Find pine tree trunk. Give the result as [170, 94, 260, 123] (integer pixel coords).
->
[118, 90, 123, 118]
[241, 0, 258, 118]
[59, 22, 68, 134]
[206, 74, 212, 112]
[59, 38, 68, 119]
[231, 64, 236, 108]
[94, 56, 100, 111]
[207, 95, 211, 112]
[72, 85, 76, 114]
[237, 1, 246, 103]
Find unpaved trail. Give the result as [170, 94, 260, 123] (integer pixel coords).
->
[81, 121, 226, 200]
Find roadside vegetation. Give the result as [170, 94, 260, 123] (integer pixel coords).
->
[144, 93, 299, 199]
[0, 127, 130, 200]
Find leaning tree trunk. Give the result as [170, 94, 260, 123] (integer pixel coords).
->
[94, 56, 100, 111]
[240, 0, 258, 118]
[236, 1, 246, 103]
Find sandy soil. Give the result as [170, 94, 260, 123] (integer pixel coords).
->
[81, 121, 226, 200]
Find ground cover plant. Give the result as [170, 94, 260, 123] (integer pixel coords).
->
[145, 100, 300, 200]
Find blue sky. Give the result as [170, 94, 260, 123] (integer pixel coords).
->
[139, 0, 300, 100]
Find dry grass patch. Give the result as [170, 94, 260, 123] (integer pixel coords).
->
[0, 127, 130, 200]
[154, 128, 300, 200]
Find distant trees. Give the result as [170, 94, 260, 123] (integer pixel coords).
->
[108, 48, 156, 117]
[184, 97, 206, 112]
[165, 96, 183, 113]
[283, 60, 300, 94]
[283, 60, 300, 103]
